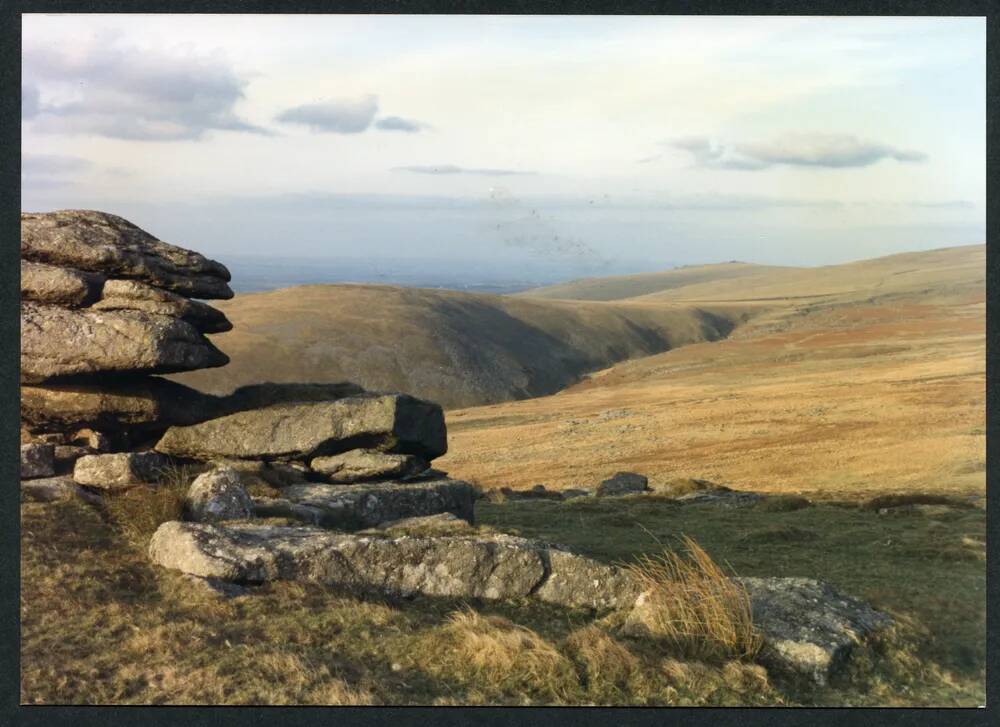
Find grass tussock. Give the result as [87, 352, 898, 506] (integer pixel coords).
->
[415, 609, 579, 703]
[104, 463, 197, 547]
[624, 536, 762, 662]
[563, 625, 641, 702]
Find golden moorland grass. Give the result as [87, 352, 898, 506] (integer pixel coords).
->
[440, 292, 985, 499]
[622, 536, 762, 662]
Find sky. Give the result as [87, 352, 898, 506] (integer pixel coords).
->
[21, 14, 985, 279]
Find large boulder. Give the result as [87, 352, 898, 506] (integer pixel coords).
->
[278, 479, 475, 530]
[73, 451, 175, 488]
[155, 394, 447, 461]
[20, 378, 220, 435]
[310, 449, 428, 483]
[186, 467, 254, 523]
[21, 303, 229, 383]
[20, 260, 104, 307]
[149, 522, 549, 601]
[21, 210, 233, 299]
[597, 472, 649, 497]
[737, 577, 893, 685]
[92, 279, 232, 334]
[20, 443, 55, 479]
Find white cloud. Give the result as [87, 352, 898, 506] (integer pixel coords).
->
[671, 133, 927, 170]
[276, 95, 378, 133]
[22, 37, 268, 140]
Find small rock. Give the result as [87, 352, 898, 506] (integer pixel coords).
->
[69, 428, 112, 452]
[737, 577, 893, 685]
[498, 485, 562, 501]
[596, 472, 649, 497]
[311, 449, 428, 483]
[561, 488, 591, 500]
[21, 443, 55, 479]
[73, 451, 174, 488]
[21, 476, 101, 505]
[186, 467, 254, 523]
[675, 489, 764, 508]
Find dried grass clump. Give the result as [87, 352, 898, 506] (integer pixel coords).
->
[104, 463, 196, 547]
[563, 624, 641, 701]
[416, 609, 579, 703]
[624, 536, 762, 662]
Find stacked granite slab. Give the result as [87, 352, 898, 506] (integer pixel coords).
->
[153, 391, 473, 528]
[20, 210, 233, 487]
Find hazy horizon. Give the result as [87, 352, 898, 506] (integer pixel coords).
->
[22, 15, 985, 275]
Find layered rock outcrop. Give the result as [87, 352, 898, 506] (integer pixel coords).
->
[20, 210, 233, 481]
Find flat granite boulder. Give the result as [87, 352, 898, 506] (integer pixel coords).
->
[21, 378, 220, 435]
[21, 303, 228, 383]
[279, 479, 476, 530]
[155, 394, 447, 461]
[21, 210, 233, 300]
[736, 577, 893, 685]
[73, 451, 175, 488]
[21, 260, 104, 307]
[310, 449, 428, 483]
[149, 522, 547, 601]
[92, 279, 232, 334]
[21, 443, 55, 479]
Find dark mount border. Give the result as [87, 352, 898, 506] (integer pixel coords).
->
[1, 3, 994, 727]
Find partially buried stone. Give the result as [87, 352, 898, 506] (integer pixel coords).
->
[20, 444, 55, 479]
[186, 467, 254, 523]
[279, 479, 475, 530]
[596, 472, 649, 496]
[73, 451, 175, 488]
[310, 449, 428, 483]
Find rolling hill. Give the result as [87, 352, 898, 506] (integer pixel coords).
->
[174, 244, 984, 414]
[441, 244, 985, 496]
[172, 285, 755, 409]
[523, 245, 984, 304]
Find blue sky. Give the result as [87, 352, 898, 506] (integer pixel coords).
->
[21, 14, 985, 273]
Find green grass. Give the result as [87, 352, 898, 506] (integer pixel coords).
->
[20, 493, 985, 706]
[477, 496, 986, 706]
